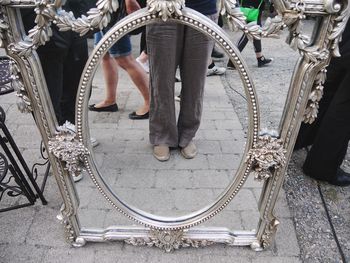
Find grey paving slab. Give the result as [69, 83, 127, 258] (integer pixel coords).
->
[0, 244, 46, 263]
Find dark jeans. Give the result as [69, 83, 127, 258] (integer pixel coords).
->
[296, 55, 350, 180]
[37, 31, 88, 125]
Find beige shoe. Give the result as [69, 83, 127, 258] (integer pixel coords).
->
[153, 145, 170, 161]
[181, 141, 197, 159]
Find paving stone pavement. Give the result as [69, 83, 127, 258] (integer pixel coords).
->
[0, 18, 348, 263]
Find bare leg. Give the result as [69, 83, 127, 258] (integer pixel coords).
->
[94, 54, 119, 108]
[116, 55, 150, 115]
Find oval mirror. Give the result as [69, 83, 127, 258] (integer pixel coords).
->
[75, 8, 260, 230]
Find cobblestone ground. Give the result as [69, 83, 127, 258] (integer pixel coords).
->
[0, 17, 348, 263]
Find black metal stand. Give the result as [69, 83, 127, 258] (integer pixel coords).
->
[0, 56, 48, 212]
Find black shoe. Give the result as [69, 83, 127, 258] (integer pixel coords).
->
[227, 60, 236, 70]
[89, 103, 118, 112]
[303, 167, 350, 186]
[211, 48, 224, 59]
[257, 56, 273, 67]
[329, 168, 350, 186]
[128, 111, 149, 120]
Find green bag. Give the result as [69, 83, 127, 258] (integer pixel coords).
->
[240, 0, 263, 22]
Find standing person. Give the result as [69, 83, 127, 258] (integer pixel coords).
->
[294, 20, 350, 186]
[147, 0, 217, 161]
[89, 0, 150, 120]
[227, 0, 273, 69]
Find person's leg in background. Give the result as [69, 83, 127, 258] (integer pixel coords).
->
[37, 44, 66, 125]
[179, 24, 213, 153]
[295, 59, 344, 150]
[147, 22, 180, 160]
[61, 31, 88, 125]
[136, 28, 149, 73]
[254, 13, 273, 67]
[113, 34, 149, 118]
[89, 32, 149, 118]
[226, 31, 248, 69]
[88, 31, 119, 112]
[302, 57, 350, 186]
[206, 14, 226, 76]
[227, 12, 272, 69]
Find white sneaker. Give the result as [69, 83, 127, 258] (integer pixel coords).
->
[207, 65, 226, 76]
[61, 122, 99, 147]
[90, 137, 99, 147]
[72, 173, 83, 182]
[136, 57, 149, 73]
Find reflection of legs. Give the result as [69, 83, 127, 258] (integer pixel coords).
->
[136, 28, 149, 73]
[147, 22, 179, 147]
[254, 14, 273, 66]
[90, 31, 119, 111]
[178, 26, 213, 148]
[229, 14, 272, 68]
[93, 54, 119, 109]
[91, 32, 149, 115]
[227, 33, 248, 69]
[237, 34, 249, 52]
[116, 55, 150, 115]
[61, 33, 88, 125]
[37, 45, 66, 124]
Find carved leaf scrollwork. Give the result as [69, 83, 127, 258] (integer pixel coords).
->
[9, 0, 118, 56]
[8, 0, 53, 57]
[0, 17, 9, 48]
[8, 60, 33, 113]
[0, 0, 11, 5]
[220, 0, 285, 41]
[303, 68, 327, 123]
[329, 7, 350, 57]
[246, 135, 287, 181]
[125, 229, 214, 252]
[54, 0, 119, 35]
[261, 218, 280, 248]
[48, 122, 89, 177]
[147, 0, 184, 21]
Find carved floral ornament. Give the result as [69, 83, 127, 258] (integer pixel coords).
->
[246, 135, 287, 181]
[125, 229, 214, 252]
[261, 218, 280, 248]
[303, 67, 327, 123]
[48, 122, 89, 177]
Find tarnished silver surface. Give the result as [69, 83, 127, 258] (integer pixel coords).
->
[7, 58, 32, 112]
[0, 0, 349, 252]
[246, 135, 287, 182]
[148, 0, 184, 21]
[48, 122, 90, 177]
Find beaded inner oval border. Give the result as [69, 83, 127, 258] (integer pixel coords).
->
[75, 8, 260, 230]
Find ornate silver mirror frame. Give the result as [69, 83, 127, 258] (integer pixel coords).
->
[0, 0, 349, 252]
